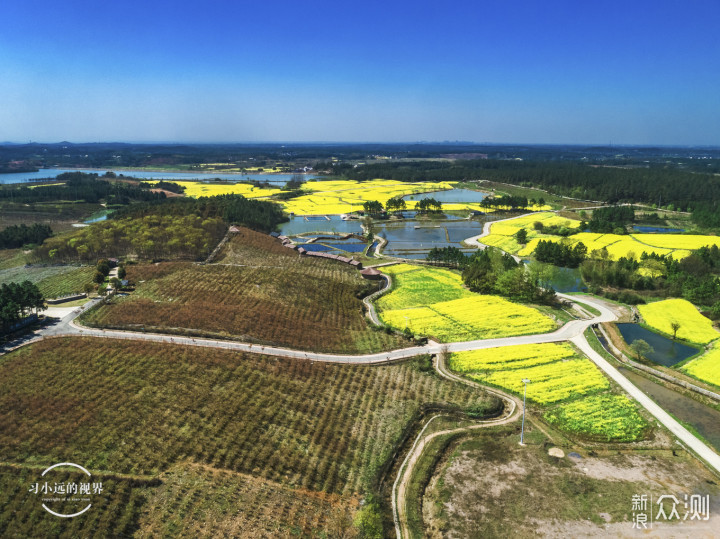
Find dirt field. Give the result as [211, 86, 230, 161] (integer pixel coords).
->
[423, 425, 720, 538]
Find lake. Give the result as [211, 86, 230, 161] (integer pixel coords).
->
[617, 323, 699, 367]
[0, 169, 317, 185]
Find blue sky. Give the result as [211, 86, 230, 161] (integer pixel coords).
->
[1, 0, 718, 144]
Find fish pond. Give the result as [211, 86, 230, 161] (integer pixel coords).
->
[617, 323, 700, 367]
[375, 218, 488, 259]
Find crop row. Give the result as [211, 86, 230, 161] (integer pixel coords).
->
[0, 265, 95, 298]
[0, 466, 152, 538]
[83, 230, 404, 353]
[474, 357, 609, 404]
[136, 462, 352, 537]
[0, 337, 494, 497]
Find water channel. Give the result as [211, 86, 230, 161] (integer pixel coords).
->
[619, 367, 720, 453]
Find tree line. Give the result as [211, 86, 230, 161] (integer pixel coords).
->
[0, 223, 52, 249]
[1, 281, 44, 334]
[110, 194, 288, 232]
[0, 172, 167, 205]
[336, 159, 720, 226]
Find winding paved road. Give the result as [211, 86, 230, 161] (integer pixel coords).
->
[6, 230, 720, 537]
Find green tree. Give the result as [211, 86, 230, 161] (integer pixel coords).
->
[515, 228, 528, 244]
[670, 321, 681, 340]
[363, 200, 384, 216]
[630, 339, 653, 360]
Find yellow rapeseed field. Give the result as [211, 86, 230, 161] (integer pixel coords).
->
[449, 342, 575, 371]
[376, 263, 556, 341]
[481, 213, 719, 261]
[638, 298, 720, 344]
[682, 346, 720, 388]
[449, 342, 609, 404]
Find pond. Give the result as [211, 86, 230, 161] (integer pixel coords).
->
[546, 266, 587, 293]
[633, 226, 685, 233]
[83, 209, 114, 223]
[619, 367, 720, 453]
[617, 323, 700, 367]
[402, 188, 488, 203]
[0, 169, 318, 185]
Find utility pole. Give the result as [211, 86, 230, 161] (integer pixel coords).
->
[520, 378, 530, 445]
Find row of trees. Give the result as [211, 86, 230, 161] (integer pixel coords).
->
[0, 223, 52, 249]
[415, 197, 442, 213]
[1, 281, 44, 334]
[480, 195, 529, 211]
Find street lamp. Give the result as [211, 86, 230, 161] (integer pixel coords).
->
[520, 378, 531, 445]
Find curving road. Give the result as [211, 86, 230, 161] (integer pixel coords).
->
[24, 289, 720, 481]
[7, 247, 720, 537]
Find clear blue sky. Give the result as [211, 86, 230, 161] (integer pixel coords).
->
[1, 0, 718, 145]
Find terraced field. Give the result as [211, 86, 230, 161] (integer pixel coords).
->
[0, 337, 497, 536]
[375, 264, 556, 341]
[449, 342, 649, 441]
[639, 298, 720, 344]
[82, 228, 405, 353]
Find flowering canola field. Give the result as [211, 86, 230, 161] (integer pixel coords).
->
[480, 212, 582, 254]
[544, 394, 648, 442]
[449, 342, 648, 441]
[638, 298, 720, 344]
[682, 347, 720, 388]
[481, 212, 720, 261]
[376, 264, 556, 342]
